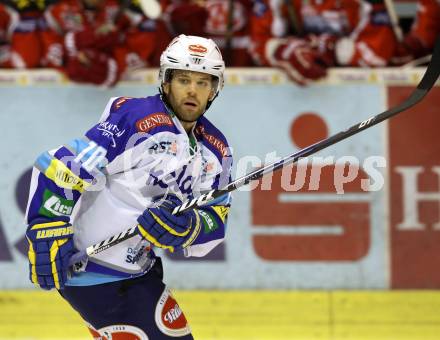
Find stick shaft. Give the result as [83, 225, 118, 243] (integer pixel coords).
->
[383, 0, 404, 42]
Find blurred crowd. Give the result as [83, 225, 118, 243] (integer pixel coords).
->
[0, 0, 438, 86]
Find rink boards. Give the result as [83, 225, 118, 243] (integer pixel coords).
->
[1, 290, 440, 340]
[0, 67, 440, 290]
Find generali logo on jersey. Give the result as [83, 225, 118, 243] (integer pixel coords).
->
[195, 125, 228, 157]
[188, 44, 208, 54]
[136, 113, 173, 133]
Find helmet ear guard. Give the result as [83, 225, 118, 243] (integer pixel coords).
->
[159, 34, 225, 107]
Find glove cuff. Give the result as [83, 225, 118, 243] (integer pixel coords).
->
[181, 211, 201, 248]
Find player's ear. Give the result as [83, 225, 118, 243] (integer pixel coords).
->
[208, 87, 215, 101]
[208, 76, 218, 100]
[163, 82, 170, 95]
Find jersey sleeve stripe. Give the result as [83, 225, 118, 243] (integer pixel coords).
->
[35, 152, 90, 193]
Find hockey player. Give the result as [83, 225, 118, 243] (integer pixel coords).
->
[41, 0, 171, 86]
[0, 2, 18, 67]
[393, 0, 440, 64]
[40, 0, 123, 85]
[250, 0, 399, 85]
[0, 0, 46, 68]
[162, 0, 255, 66]
[25, 34, 232, 339]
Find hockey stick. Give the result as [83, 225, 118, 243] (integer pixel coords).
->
[383, 0, 404, 42]
[224, 0, 234, 65]
[70, 37, 440, 265]
[403, 54, 433, 68]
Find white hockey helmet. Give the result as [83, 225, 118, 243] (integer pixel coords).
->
[159, 34, 225, 98]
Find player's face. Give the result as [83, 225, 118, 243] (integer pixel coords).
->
[163, 70, 215, 123]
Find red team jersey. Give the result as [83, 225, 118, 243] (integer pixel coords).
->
[42, 0, 124, 67]
[1, 0, 47, 68]
[0, 3, 18, 67]
[410, 0, 440, 50]
[42, 0, 171, 83]
[250, 0, 398, 67]
[162, 0, 255, 66]
[202, 0, 254, 66]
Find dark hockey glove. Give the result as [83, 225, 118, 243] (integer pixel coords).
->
[137, 194, 201, 253]
[25, 217, 75, 290]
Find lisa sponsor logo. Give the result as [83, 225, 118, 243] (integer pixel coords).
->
[39, 189, 74, 217]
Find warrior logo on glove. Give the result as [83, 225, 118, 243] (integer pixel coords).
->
[26, 217, 75, 290]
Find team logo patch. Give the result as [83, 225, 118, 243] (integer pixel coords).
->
[155, 288, 191, 337]
[202, 159, 215, 174]
[212, 205, 230, 223]
[136, 113, 173, 133]
[188, 44, 208, 54]
[86, 323, 148, 340]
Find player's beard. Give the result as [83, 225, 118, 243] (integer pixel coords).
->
[173, 99, 207, 123]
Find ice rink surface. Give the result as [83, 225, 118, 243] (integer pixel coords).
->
[1, 290, 440, 340]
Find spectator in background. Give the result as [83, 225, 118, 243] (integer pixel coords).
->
[41, 0, 171, 86]
[249, 0, 399, 85]
[393, 0, 440, 64]
[115, 0, 171, 69]
[0, 2, 18, 67]
[0, 0, 47, 68]
[162, 0, 255, 66]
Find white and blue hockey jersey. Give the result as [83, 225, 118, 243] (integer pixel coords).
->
[25, 94, 232, 285]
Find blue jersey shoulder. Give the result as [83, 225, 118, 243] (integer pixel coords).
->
[85, 94, 180, 162]
[109, 94, 178, 135]
[195, 116, 231, 161]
